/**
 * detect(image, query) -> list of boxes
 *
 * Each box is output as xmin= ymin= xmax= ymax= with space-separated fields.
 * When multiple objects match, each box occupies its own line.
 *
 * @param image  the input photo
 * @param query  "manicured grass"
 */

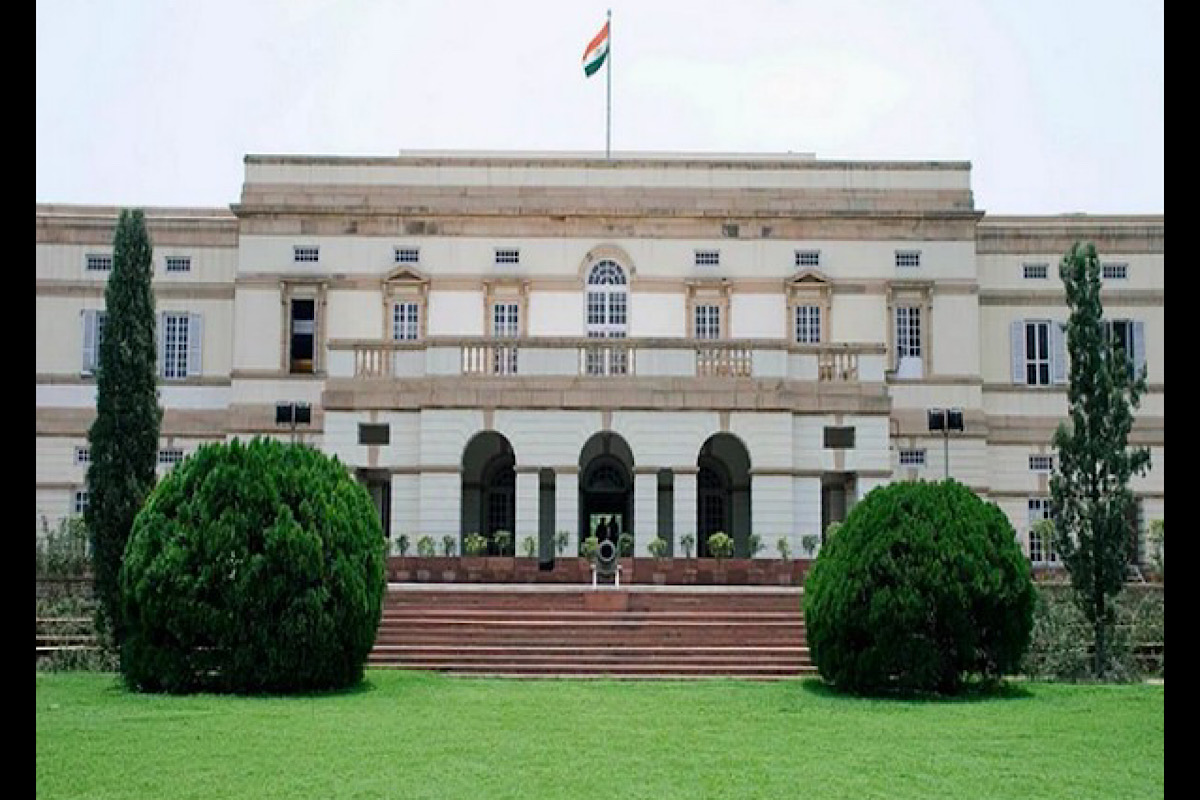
xmin=37 ymin=671 xmax=1163 ymax=800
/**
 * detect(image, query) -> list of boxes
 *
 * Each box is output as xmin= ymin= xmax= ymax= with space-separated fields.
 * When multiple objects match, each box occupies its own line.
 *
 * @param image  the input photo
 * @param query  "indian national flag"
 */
xmin=582 ymin=21 xmax=609 ymax=77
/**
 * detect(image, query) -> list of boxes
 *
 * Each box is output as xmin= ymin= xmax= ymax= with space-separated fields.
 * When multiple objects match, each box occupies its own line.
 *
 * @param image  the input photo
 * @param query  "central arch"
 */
xmin=578 ymin=431 xmax=634 ymax=553
xmin=461 ymin=431 xmax=516 ymax=553
xmin=697 ymin=433 xmax=752 ymax=557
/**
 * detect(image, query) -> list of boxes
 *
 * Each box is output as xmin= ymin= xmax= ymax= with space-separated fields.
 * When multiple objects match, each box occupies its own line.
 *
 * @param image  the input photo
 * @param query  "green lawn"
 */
xmin=36 ymin=671 xmax=1163 ymax=800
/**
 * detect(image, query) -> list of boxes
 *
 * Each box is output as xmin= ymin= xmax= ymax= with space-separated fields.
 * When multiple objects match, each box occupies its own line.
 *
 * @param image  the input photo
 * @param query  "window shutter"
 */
xmin=157 ymin=313 xmax=167 ymax=378
xmin=188 ymin=314 xmax=204 ymax=377
xmin=1010 ymin=321 xmax=1025 ymax=384
xmin=1051 ymin=323 xmax=1068 ymax=384
xmin=1132 ymin=321 xmax=1146 ymax=378
xmin=82 ymin=310 xmax=98 ymax=374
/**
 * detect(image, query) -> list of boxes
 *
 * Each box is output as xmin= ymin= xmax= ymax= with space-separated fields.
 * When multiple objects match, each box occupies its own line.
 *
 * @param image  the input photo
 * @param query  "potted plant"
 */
xmin=416 ymin=535 xmax=436 ymax=558
xmin=441 ymin=535 xmax=457 ymax=557
xmin=617 ymin=532 xmax=634 ymax=558
xmin=707 ymin=531 xmax=734 ymax=583
xmin=800 ymin=534 xmax=819 ymax=558
xmin=646 ymin=536 xmax=670 ymax=584
xmin=748 ymin=533 xmax=764 ymax=558
xmin=680 ymin=533 xmax=696 ymax=559
xmin=777 ymin=536 xmax=792 ymax=562
xmin=394 ymin=533 xmax=410 ymax=557
xmin=494 ymin=530 xmax=514 ymax=557
xmin=648 ymin=536 xmax=668 ymax=558
xmin=521 ymin=535 xmax=537 ymax=559
xmin=554 ymin=530 xmax=570 ymax=557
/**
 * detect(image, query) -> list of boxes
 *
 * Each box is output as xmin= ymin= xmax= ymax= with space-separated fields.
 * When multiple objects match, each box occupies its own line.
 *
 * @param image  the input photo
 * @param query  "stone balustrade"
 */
xmin=329 ymin=338 xmax=886 ymax=383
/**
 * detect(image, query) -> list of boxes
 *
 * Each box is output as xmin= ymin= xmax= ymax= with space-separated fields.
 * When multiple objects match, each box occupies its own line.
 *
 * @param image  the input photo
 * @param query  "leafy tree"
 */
xmin=85 ymin=209 xmax=161 ymax=646
xmin=804 ymin=480 xmax=1034 ymax=695
xmin=1050 ymin=242 xmax=1150 ymax=679
xmin=119 ymin=438 xmax=385 ymax=694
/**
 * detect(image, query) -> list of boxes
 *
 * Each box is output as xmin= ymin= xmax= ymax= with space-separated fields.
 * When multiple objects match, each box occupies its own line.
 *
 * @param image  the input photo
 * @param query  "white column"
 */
xmin=515 ymin=468 xmax=539 ymax=553
xmin=390 ymin=473 xmax=420 ymax=545
xmin=554 ymin=469 xmax=579 ymax=557
xmin=792 ymin=475 xmax=822 ymax=557
xmin=634 ymin=470 xmax=658 ymax=556
xmin=751 ymin=474 xmax=794 ymax=558
xmin=419 ymin=470 xmax=461 ymax=543
xmin=673 ymin=468 xmax=698 ymax=556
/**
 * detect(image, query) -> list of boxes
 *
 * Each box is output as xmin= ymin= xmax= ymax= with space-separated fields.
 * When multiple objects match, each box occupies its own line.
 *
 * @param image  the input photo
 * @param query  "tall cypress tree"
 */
xmin=1050 ymin=241 xmax=1150 ymax=679
xmin=85 ymin=209 xmax=161 ymax=645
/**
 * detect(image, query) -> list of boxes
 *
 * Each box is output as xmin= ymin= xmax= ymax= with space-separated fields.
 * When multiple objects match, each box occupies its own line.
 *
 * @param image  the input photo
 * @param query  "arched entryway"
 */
xmin=697 ymin=434 xmax=752 ymax=557
xmin=578 ymin=431 xmax=634 ymax=553
xmin=461 ymin=431 xmax=516 ymax=553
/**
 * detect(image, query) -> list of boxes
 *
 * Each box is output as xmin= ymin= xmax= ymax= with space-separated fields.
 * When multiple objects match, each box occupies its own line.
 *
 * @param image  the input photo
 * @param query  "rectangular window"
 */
xmin=694 ymin=250 xmax=720 ymax=267
xmin=82 ymin=310 xmax=107 ymax=374
xmin=1025 ymin=321 xmax=1051 ymax=385
xmin=289 ymin=299 xmax=316 ymax=374
xmin=73 ymin=490 xmax=89 ymax=516
xmin=899 ymin=449 xmax=926 ymax=467
xmin=392 ymin=302 xmax=420 ymax=341
xmin=895 ymin=306 xmax=922 ymax=363
xmin=494 ymin=248 xmax=520 ymax=265
xmin=795 ymin=305 xmax=821 ymax=344
xmin=358 ymin=423 xmax=390 ymax=446
xmin=162 ymin=313 xmax=190 ymax=379
xmin=1029 ymin=454 xmax=1054 ymax=472
xmin=293 ymin=246 xmax=320 ymax=263
xmin=824 ymin=427 xmax=856 ymax=449
xmin=394 ymin=247 xmax=420 ymax=264
xmin=85 ymin=254 xmax=112 ymax=272
xmin=695 ymin=305 xmax=721 ymax=340
xmin=1023 ymin=263 xmax=1049 ymax=280
xmin=1028 ymin=498 xmax=1058 ymax=564
xmin=794 ymin=250 xmax=821 ymax=268
xmin=158 ymin=448 xmax=184 ymax=466
xmin=165 ymin=256 xmax=192 ymax=273
xmin=895 ymin=250 xmax=921 ymax=269
xmin=74 ymin=447 xmax=91 ymax=465
xmin=492 ymin=303 xmax=519 ymax=375
xmin=1102 ymin=262 xmax=1129 ymax=280
xmin=1104 ymin=319 xmax=1134 ymax=369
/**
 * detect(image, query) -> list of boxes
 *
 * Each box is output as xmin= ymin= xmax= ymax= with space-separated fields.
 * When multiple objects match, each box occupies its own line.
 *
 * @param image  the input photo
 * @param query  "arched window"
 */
xmin=585 ymin=259 xmax=629 ymax=374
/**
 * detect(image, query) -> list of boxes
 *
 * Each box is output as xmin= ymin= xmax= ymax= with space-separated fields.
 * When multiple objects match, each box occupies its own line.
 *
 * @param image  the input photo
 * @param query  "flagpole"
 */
xmin=606 ymin=8 xmax=612 ymax=160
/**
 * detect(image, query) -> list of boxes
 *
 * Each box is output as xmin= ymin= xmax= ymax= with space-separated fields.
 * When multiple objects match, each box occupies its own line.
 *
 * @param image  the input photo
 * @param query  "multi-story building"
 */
xmin=35 ymin=152 xmax=1164 ymax=566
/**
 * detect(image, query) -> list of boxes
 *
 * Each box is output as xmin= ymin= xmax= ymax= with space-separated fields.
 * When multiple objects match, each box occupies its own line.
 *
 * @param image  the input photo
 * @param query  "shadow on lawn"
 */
xmin=795 ymin=677 xmax=1034 ymax=705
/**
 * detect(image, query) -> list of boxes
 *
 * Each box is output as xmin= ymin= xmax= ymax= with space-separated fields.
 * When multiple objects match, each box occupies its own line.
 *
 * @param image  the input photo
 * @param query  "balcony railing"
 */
xmin=330 ymin=338 xmax=886 ymax=383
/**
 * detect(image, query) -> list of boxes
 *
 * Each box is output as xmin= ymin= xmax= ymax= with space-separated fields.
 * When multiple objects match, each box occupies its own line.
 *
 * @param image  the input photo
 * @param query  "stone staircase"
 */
xmin=369 ymin=584 xmax=814 ymax=679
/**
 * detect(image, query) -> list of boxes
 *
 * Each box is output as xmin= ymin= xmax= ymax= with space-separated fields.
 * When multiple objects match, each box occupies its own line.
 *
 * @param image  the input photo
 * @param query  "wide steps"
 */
xmin=371 ymin=586 xmax=810 ymax=678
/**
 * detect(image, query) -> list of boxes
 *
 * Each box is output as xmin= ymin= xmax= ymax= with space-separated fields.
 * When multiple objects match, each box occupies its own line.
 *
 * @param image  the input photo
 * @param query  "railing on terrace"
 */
xmin=331 ymin=338 xmax=886 ymax=382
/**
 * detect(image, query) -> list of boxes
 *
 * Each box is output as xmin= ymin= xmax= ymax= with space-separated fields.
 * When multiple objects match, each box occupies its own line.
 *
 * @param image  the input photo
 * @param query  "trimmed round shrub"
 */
xmin=119 ymin=437 xmax=385 ymax=694
xmin=803 ymin=480 xmax=1034 ymax=695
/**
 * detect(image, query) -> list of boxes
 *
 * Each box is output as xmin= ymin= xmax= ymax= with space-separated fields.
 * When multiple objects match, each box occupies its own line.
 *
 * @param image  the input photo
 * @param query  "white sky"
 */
xmin=36 ymin=0 xmax=1163 ymax=215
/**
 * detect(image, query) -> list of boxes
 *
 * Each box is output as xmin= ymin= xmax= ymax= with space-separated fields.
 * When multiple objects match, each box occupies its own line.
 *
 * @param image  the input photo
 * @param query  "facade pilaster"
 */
xmin=633 ymin=469 xmax=658 ymax=556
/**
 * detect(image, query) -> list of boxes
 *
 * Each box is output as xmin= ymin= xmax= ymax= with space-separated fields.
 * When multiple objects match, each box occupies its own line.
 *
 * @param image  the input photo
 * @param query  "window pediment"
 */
xmin=383 ymin=265 xmax=430 ymax=286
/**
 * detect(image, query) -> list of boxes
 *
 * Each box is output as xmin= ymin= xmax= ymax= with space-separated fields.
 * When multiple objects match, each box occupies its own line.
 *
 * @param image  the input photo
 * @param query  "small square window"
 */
xmin=895 ymin=250 xmax=921 ymax=269
xmin=86 ymin=254 xmax=112 ymax=272
xmin=823 ymin=427 xmax=855 ymax=449
xmin=165 ymin=256 xmax=192 ymax=273
xmin=358 ymin=423 xmax=390 ymax=446
xmin=74 ymin=447 xmax=91 ymax=465
xmin=293 ymin=246 xmax=320 ymax=263
xmin=158 ymin=448 xmax=184 ymax=466
xmin=1102 ymin=262 xmax=1129 ymax=280
xmin=1023 ymin=263 xmax=1049 ymax=280
xmin=695 ymin=250 xmax=720 ymax=267
xmin=1029 ymin=454 xmax=1054 ymax=472
xmin=899 ymin=449 xmax=926 ymax=467
xmin=494 ymin=248 xmax=520 ymax=265
xmin=72 ymin=490 xmax=89 ymax=515
xmin=794 ymin=250 xmax=820 ymax=268
xmin=394 ymin=247 xmax=420 ymax=264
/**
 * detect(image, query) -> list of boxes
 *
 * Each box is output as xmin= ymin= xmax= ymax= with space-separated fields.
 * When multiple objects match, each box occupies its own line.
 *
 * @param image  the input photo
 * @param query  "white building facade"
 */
xmin=35 ymin=152 xmax=1165 ymax=565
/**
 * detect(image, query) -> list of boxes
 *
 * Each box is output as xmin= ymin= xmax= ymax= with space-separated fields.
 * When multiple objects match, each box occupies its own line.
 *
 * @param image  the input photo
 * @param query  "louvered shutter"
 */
xmin=157 ymin=313 xmax=166 ymax=378
xmin=188 ymin=314 xmax=203 ymax=377
xmin=1051 ymin=323 xmax=1068 ymax=385
xmin=82 ymin=310 xmax=98 ymax=374
xmin=1132 ymin=321 xmax=1146 ymax=379
xmin=1010 ymin=321 xmax=1025 ymax=384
